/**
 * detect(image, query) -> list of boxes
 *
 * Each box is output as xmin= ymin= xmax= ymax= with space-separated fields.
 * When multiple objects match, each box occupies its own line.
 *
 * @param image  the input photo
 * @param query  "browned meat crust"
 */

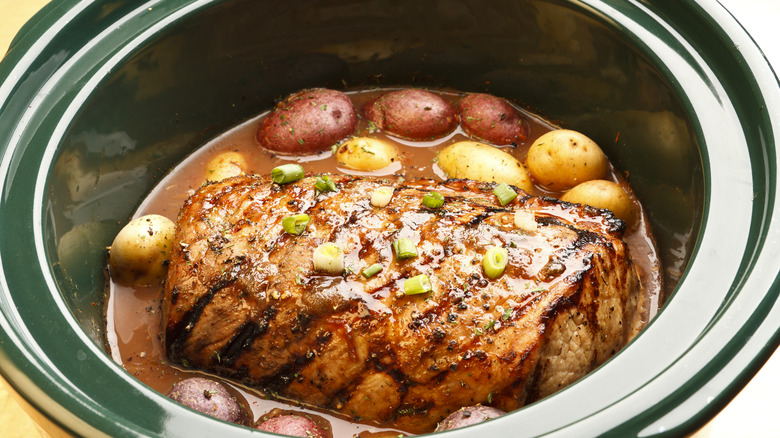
xmin=162 ymin=174 xmax=641 ymax=433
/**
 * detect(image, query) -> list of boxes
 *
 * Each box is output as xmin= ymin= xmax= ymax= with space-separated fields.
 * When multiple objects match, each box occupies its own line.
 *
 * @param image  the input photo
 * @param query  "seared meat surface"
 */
xmin=163 ymin=174 xmax=641 ymax=433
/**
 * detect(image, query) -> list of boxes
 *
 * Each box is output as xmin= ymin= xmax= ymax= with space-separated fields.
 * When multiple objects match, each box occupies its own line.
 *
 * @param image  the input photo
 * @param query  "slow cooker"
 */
xmin=1 ymin=0 xmax=778 ymax=436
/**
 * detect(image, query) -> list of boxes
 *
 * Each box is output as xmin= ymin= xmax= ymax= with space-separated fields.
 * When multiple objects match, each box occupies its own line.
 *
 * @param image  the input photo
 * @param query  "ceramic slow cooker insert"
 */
xmin=0 ymin=0 xmax=778 ymax=436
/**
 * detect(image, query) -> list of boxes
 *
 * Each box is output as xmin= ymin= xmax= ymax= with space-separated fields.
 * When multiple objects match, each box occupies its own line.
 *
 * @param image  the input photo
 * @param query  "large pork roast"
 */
xmin=163 ymin=174 xmax=641 ymax=433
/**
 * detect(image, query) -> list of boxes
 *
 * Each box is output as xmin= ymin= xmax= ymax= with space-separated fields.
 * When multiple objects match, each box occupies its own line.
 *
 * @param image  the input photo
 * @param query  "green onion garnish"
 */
xmin=393 ymin=238 xmax=418 ymax=260
xmin=422 ymin=191 xmax=445 ymax=209
xmin=315 ymin=175 xmax=337 ymax=193
xmin=482 ymin=246 xmax=509 ymax=279
xmin=282 ymin=214 xmax=310 ymax=235
xmin=493 ymin=183 xmax=517 ymax=206
xmin=514 ymin=210 xmax=537 ymax=232
xmin=371 ymin=186 xmax=394 ymax=207
xmin=404 ymin=274 xmax=432 ymax=295
xmin=361 ymin=263 xmax=383 ymax=278
xmin=502 ymin=307 xmax=513 ymax=321
xmin=271 ymin=164 xmax=305 ymax=184
xmin=312 ymin=242 xmax=344 ymax=274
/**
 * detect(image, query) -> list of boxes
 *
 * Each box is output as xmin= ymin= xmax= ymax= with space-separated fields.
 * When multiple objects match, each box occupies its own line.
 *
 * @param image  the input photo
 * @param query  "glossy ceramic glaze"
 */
xmin=0 ymin=0 xmax=778 ymax=436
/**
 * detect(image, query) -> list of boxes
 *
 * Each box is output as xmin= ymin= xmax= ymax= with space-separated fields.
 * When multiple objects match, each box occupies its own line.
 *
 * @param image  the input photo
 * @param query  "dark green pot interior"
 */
xmin=0 ymin=0 xmax=777 ymax=437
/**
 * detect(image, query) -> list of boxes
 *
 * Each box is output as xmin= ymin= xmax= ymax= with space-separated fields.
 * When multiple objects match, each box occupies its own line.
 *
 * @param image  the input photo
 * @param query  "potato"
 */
xmin=436 ymin=141 xmax=533 ymax=193
xmin=335 ymin=137 xmax=398 ymax=171
xmin=257 ymin=88 xmax=357 ymax=155
xmin=434 ymin=405 xmax=506 ymax=432
xmin=525 ymin=129 xmax=608 ymax=190
xmin=109 ymin=214 xmax=175 ymax=286
xmin=561 ymin=179 xmax=634 ymax=223
xmin=205 ymin=151 xmax=246 ymax=182
xmin=362 ymin=89 xmax=457 ymax=141
xmin=457 ymin=93 xmax=528 ymax=145
xmin=255 ymin=414 xmax=329 ymax=438
xmin=167 ymin=377 xmax=251 ymax=426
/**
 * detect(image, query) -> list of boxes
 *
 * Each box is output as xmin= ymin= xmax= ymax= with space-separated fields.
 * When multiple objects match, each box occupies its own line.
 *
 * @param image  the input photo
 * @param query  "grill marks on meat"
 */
xmin=163 ymin=174 xmax=641 ymax=433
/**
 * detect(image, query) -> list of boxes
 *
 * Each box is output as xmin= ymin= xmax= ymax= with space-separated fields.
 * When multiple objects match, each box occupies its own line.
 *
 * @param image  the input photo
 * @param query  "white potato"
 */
xmin=526 ymin=129 xmax=608 ymax=190
xmin=205 ymin=151 xmax=246 ymax=182
xmin=336 ymin=137 xmax=398 ymax=171
xmin=560 ymin=179 xmax=634 ymax=223
xmin=436 ymin=141 xmax=533 ymax=193
xmin=109 ymin=214 xmax=176 ymax=286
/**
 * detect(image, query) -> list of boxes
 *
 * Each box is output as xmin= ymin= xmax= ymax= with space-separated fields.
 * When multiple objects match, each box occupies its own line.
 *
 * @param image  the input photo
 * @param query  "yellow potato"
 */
xmin=109 ymin=214 xmax=176 ymax=286
xmin=526 ymin=129 xmax=608 ymax=190
xmin=436 ymin=141 xmax=533 ymax=193
xmin=336 ymin=137 xmax=398 ymax=171
xmin=560 ymin=180 xmax=634 ymax=223
xmin=205 ymin=151 xmax=246 ymax=182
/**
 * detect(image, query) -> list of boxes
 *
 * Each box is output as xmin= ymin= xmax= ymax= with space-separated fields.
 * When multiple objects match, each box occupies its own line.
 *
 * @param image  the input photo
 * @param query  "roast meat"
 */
xmin=163 ymin=174 xmax=641 ymax=433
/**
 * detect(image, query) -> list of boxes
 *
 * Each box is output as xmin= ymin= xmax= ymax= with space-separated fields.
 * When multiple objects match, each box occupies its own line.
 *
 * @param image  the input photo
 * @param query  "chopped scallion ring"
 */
xmin=514 ymin=210 xmax=537 ymax=232
xmin=271 ymin=164 xmax=305 ymax=184
xmin=371 ymin=186 xmax=394 ymax=207
xmin=404 ymin=274 xmax=432 ymax=295
xmin=493 ymin=183 xmax=517 ymax=206
xmin=422 ymin=191 xmax=445 ymax=209
xmin=282 ymin=214 xmax=310 ymax=235
xmin=361 ymin=263 xmax=383 ymax=278
xmin=393 ymin=238 xmax=418 ymax=260
xmin=502 ymin=307 xmax=513 ymax=321
xmin=315 ymin=175 xmax=337 ymax=193
xmin=313 ymin=242 xmax=344 ymax=274
xmin=482 ymin=246 xmax=509 ymax=279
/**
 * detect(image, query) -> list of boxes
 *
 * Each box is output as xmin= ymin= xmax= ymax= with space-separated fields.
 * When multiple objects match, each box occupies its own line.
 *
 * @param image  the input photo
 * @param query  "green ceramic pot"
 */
xmin=0 ymin=0 xmax=777 ymax=436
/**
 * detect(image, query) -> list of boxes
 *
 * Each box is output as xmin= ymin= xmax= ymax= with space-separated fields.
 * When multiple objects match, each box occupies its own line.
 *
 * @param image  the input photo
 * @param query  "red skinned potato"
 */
xmin=434 ymin=405 xmax=506 ymax=432
xmin=167 ymin=377 xmax=251 ymax=426
xmin=458 ymin=93 xmax=528 ymax=145
xmin=362 ymin=89 xmax=457 ymax=141
xmin=257 ymin=88 xmax=357 ymax=155
xmin=256 ymin=414 xmax=331 ymax=438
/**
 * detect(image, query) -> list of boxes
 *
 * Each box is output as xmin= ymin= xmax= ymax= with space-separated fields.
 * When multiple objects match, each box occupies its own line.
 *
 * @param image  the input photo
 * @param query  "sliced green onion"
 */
xmin=361 ymin=263 xmax=383 ymax=278
xmin=493 ymin=183 xmax=517 ymax=206
xmin=313 ymin=242 xmax=344 ymax=274
xmin=501 ymin=307 xmax=513 ymax=321
xmin=514 ymin=210 xmax=537 ymax=232
xmin=404 ymin=274 xmax=432 ymax=295
xmin=271 ymin=164 xmax=305 ymax=184
xmin=282 ymin=214 xmax=310 ymax=235
xmin=393 ymin=238 xmax=417 ymax=260
xmin=422 ymin=191 xmax=445 ymax=209
xmin=315 ymin=174 xmax=337 ymax=193
xmin=482 ymin=246 xmax=509 ymax=279
xmin=371 ymin=186 xmax=394 ymax=207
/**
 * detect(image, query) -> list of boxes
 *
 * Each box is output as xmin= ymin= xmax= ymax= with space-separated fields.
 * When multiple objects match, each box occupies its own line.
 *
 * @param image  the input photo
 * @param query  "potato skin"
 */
xmin=255 ymin=414 xmax=329 ymax=438
xmin=257 ymin=88 xmax=357 ymax=155
xmin=525 ymin=129 xmax=608 ymax=190
xmin=457 ymin=93 xmax=528 ymax=145
xmin=362 ymin=89 xmax=457 ymax=141
xmin=167 ymin=377 xmax=251 ymax=426
xmin=561 ymin=179 xmax=634 ymax=223
xmin=434 ymin=405 xmax=506 ymax=432
xmin=109 ymin=214 xmax=175 ymax=286
xmin=336 ymin=137 xmax=398 ymax=171
xmin=205 ymin=151 xmax=246 ymax=182
xmin=437 ymin=141 xmax=533 ymax=193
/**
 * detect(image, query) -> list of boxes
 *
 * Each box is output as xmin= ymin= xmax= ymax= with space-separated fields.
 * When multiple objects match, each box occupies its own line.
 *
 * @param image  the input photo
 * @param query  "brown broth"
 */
xmin=105 ymin=88 xmax=662 ymax=436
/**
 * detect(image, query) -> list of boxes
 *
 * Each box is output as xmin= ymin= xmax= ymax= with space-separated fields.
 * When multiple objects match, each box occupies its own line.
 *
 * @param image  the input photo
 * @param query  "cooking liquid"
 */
xmin=106 ymin=88 xmax=663 ymax=436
